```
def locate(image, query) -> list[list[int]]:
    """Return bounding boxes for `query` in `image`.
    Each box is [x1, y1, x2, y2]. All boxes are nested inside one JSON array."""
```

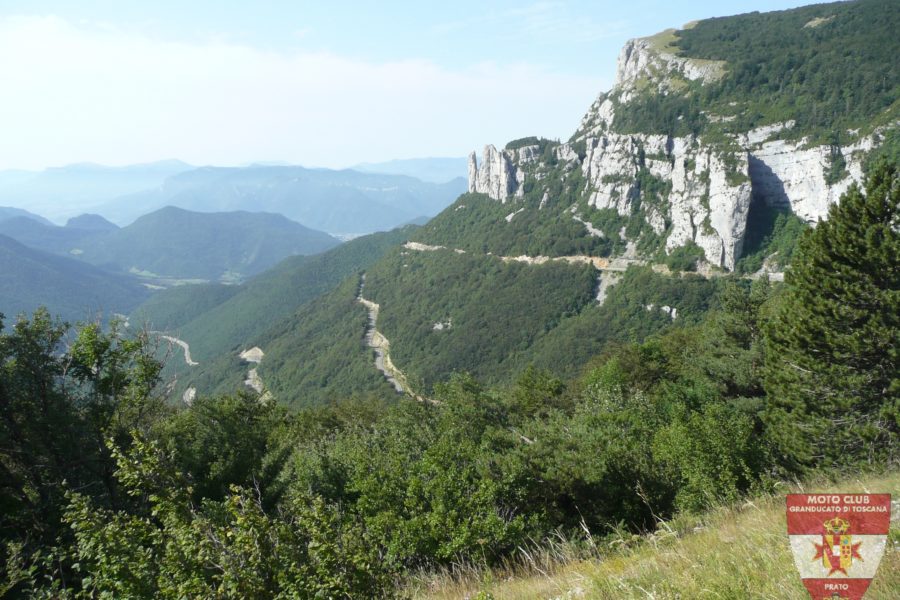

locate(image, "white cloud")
[[0, 15, 605, 170]]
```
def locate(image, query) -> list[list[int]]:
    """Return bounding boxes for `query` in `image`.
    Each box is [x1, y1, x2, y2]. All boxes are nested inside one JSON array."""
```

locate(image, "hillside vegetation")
[[177, 248, 723, 407], [130, 283, 241, 332], [367, 251, 720, 389], [417, 190, 606, 258], [253, 276, 398, 405], [0, 234, 148, 322]]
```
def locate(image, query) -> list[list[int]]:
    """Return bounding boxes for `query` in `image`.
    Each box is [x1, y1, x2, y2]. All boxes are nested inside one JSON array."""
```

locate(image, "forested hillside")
[[0, 234, 148, 322]]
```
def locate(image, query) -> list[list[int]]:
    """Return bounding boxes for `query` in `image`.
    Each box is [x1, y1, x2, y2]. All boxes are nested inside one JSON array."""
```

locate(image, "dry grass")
[[408, 471, 900, 599]]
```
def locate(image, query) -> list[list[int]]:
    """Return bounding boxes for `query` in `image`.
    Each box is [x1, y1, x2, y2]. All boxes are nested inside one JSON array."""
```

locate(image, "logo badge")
[[787, 494, 891, 599]]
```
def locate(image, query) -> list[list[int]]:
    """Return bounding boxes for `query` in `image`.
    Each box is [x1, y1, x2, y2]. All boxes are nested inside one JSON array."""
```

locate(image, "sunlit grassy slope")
[[412, 471, 899, 599]]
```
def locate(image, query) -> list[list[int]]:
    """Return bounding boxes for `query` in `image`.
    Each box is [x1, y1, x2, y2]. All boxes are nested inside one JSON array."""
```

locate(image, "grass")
[[407, 470, 900, 599], [641, 26, 726, 77], [644, 28, 679, 54]]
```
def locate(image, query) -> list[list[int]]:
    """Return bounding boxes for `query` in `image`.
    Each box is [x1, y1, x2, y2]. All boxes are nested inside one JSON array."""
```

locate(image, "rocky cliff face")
[[745, 135, 875, 222], [467, 145, 529, 202], [466, 31, 885, 271], [613, 33, 725, 104], [574, 130, 755, 270]]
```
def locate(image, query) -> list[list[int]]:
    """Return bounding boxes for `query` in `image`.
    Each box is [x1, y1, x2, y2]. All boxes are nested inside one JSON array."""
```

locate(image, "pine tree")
[[763, 160, 899, 472]]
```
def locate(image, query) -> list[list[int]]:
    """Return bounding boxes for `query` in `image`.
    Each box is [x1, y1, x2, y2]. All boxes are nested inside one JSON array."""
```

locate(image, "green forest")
[[611, 0, 900, 144], [2, 161, 896, 598]]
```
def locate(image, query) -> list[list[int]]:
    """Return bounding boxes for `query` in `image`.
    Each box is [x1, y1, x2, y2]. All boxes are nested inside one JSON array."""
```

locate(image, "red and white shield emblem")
[[787, 494, 892, 599]]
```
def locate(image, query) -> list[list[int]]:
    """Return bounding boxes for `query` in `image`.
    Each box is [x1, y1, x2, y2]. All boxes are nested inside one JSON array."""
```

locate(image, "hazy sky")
[[0, 1, 814, 170]]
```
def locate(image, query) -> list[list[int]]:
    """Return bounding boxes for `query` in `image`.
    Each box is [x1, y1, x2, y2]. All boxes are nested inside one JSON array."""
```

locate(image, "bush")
[[665, 242, 706, 272]]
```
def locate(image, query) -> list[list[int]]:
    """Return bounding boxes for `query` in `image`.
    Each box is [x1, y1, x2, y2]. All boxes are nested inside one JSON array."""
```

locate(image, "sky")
[[0, 0, 816, 171]]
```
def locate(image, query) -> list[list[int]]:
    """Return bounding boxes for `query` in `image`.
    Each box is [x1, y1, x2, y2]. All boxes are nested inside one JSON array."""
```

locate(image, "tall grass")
[[406, 472, 900, 599]]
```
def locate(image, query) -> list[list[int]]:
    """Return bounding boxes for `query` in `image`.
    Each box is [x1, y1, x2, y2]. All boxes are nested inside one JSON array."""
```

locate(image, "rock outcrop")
[[614, 33, 725, 103], [467, 145, 522, 202]]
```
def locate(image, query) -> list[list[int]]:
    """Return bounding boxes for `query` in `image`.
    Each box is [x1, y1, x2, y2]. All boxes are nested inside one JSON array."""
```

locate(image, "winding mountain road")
[[152, 332, 199, 366], [402, 241, 645, 273], [357, 274, 408, 394]]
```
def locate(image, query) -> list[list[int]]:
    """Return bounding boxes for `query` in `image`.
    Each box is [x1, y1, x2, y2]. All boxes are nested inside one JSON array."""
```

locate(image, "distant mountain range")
[[0, 206, 54, 226], [0, 206, 339, 283], [352, 157, 467, 184], [0, 156, 463, 322], [93, 166, 466, 233], [0, 160, 466, 234], [0, 160, 193, 222], [0, 213, 119, 255]]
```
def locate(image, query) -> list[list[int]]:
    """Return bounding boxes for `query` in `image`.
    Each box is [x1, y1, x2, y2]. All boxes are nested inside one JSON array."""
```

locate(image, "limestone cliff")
[[466, 28, 892, 271], [467, 145, 529, 202]]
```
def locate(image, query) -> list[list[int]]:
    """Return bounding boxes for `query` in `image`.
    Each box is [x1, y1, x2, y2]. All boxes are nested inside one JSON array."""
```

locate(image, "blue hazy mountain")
[[0, 161, 465, 234], [0, 213, 119, 255], [0, 206, 338, 283], [65, 213, 119, 232], [352, 157, 468, 184], [0, 160, 194, 222], [94, 165, 467, 233], [0, 206, 54, 226]]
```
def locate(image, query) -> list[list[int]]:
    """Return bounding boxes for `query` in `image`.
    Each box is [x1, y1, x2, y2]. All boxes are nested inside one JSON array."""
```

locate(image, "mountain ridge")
[[0, 206, 339, 284], [79, 206, 340, 282], [0, 160, 194, 222], [94, 164, 466, 232], [352, 157, 468, 184]]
